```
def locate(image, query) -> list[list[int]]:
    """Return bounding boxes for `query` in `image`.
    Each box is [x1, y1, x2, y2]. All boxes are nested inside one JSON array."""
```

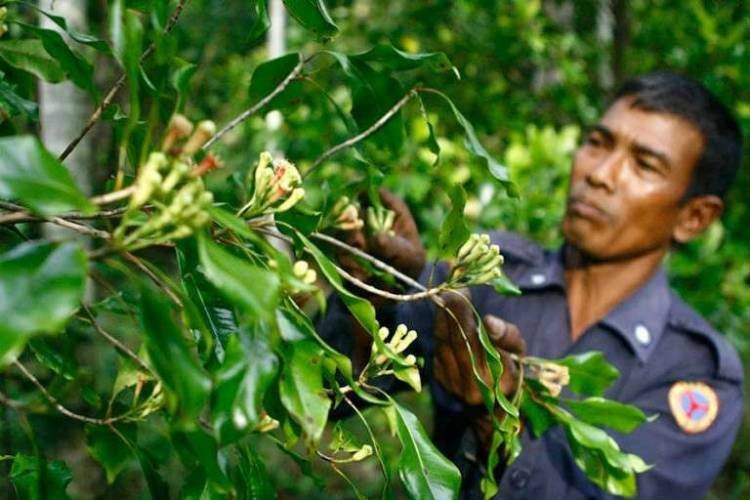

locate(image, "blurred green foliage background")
[[1, 0, 748, 497]]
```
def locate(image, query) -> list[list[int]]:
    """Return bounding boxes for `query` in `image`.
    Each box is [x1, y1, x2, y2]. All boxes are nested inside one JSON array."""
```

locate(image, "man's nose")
[[585, 150, 625, 192]]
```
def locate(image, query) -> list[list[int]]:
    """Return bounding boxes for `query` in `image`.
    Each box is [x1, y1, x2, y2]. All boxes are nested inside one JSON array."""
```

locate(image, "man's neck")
[[563, 244, 667, 341]]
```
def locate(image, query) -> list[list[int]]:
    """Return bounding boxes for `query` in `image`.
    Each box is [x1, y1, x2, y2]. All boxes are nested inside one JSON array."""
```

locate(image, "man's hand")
[[433, 289, 526, 407], [337, 189, 426, 286]]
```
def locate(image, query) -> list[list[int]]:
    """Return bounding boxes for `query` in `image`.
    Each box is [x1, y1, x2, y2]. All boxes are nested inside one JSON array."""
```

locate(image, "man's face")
[[562, 96, 705, 260]]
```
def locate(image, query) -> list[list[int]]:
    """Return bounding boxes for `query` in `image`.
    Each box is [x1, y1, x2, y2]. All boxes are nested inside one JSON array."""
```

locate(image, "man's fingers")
[[369, 232, 425, 277], [483, 315, 526, 356]]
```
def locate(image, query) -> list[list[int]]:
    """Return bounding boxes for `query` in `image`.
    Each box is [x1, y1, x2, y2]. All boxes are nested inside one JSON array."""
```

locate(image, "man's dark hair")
[[614, 71, 743, 202]]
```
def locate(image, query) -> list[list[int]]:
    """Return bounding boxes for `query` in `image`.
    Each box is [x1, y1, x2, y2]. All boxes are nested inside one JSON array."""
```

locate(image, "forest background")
[[0, 0, 749, 498]]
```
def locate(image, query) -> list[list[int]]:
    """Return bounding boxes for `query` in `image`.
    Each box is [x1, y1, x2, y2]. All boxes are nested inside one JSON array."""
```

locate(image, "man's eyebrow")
[[633, 142, 672, 170], [588, 124, 615, 142]]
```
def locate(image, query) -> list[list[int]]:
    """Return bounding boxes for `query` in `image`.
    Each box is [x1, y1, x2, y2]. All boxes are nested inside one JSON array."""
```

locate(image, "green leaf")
[[0, 135, 95, 215], [0, 74, 38, 120], [170, 60, 197, 113], [556, 351, 620, 397], [0, 241, 87, 366], [324, 52, 407, 161], [171, 428, 233, 493], [18, 23, 96, 96], [0, 39, 65, 82], [10, 453, 72, 500], [26, 3, 111, 54], [28, 338, 77, 380], [391, 402, 461, 499], [352, 43, 455, 75], [247, 52, 303, 109], [393, 365, 422, 392], [565, 397, 652, 433], [277, 303, 353, 382], [282, 0, 339, 41], [520, 388, 556, 437], [211, 334, 279, 445], [177, 239, 239, 362], [237, 444, 275, 499], [196, 233, 280, 321], [139, 284, 211, 428], [424, 89, 515, 194], [279, 339, 331, 445], [490, 272, 522, 296], [417, 94, 440, 165], [439, 185, 470, 256], [85, 424, 136, 484], [329, 422, 364, 453], [247, 0, 271, 43], [291, 227, 378, 333]]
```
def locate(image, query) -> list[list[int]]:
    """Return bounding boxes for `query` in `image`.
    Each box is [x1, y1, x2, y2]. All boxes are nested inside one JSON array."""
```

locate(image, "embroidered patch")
[[668, 381, 719, 434]]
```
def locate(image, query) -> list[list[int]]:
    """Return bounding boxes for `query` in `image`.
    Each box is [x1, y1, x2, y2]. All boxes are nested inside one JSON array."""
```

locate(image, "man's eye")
[[637, 158, 657, 171], [585, 135, 602, 147]]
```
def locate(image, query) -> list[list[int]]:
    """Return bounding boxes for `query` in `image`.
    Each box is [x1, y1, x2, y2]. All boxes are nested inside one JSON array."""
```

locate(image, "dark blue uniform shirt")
[[320, 231, 744, 499]]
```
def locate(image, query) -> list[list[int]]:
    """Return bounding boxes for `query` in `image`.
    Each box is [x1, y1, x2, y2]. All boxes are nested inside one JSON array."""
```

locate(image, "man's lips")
[[566, 197, 609, 221]]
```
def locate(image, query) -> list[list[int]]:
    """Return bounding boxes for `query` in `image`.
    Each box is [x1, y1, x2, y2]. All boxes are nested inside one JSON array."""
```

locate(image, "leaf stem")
[[80, 305, 153, 376], [122, 252, 183, 306], [12, 361, 129, 426]]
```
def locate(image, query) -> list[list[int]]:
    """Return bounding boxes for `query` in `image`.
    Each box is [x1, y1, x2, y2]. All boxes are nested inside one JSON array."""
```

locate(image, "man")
[[320, 71, 744, 498]]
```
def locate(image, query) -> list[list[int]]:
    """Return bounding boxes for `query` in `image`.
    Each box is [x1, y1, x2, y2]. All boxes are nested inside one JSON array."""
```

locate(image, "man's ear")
[[673, 195, 724, 243]]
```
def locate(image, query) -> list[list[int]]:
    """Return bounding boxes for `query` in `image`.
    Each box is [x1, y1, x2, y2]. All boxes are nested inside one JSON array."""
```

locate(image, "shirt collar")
[[515, 247, 671, 363]]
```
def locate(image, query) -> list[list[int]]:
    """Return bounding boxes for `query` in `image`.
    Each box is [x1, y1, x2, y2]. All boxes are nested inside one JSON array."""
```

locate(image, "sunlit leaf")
[[237, 444, 275, 499], [18, 23, 96, 96], [279, 339, 331, 445], [0, 39, 65, 82], [0, 135, 94, 215], [0, 241, 87, 366], [211, 335, 279, 445], [10, 453, 72, 500], [282, 0, 339, 41], [565, 396, 653, 433], [438, 184, 470, 256], [197, 233, 280, 321], [139, 284, 211, 428], [391, 401, 461, 499], [352, 43, 455, 75], [85, 424, 136, 484], [423, 88, 515, 194], [556, 351, 620, 397]]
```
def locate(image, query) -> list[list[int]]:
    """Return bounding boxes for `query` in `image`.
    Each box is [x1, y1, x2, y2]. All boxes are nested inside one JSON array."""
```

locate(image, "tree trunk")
[[38, 0, 94, 239]]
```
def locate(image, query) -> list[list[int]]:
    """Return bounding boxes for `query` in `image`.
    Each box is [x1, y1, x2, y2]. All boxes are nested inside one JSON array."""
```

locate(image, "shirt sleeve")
[[605, 375, 744, 499], [498, 375, 743, 500]]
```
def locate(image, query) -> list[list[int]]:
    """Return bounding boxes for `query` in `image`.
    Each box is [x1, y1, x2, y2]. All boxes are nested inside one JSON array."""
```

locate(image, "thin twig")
[[203, 55, 305, 150], [0, 391, 23, 410], [0, 206, 127, 225], [48, 217, 111, 239], [310, 231, 426, 292], [251, 226, 438, 302], [122, 252, 183, 306], [80, 305, 153, 376], [334, 261, 443, 302], [12, 361, 128, 425], [304, 87, 420, 177], [0, 208, 111, 238], [57, 0, 189, 161]]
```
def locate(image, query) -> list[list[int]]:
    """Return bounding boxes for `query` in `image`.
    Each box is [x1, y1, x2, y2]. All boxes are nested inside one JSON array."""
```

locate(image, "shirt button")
[[530, 273, 546, 285], [509, 468, 529, 489], [634, 324, 651, 345]]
